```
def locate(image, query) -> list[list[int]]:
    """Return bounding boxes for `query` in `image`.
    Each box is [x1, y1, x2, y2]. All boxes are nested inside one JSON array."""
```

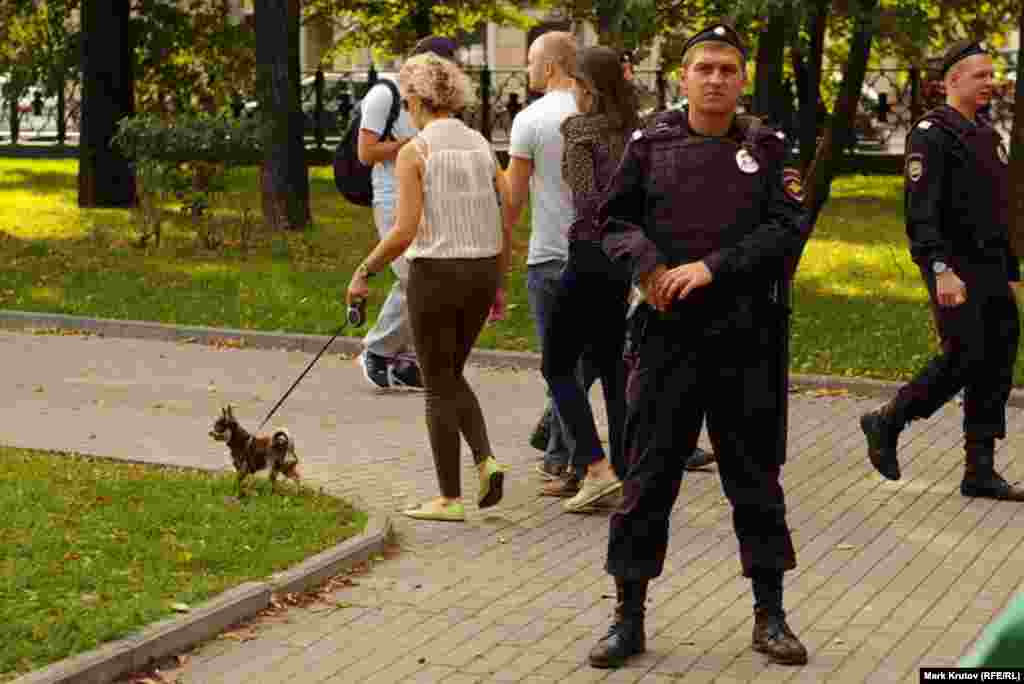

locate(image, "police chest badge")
[[998, 142, 1009, 165], [736, 148, 759, 174], [906, 153, 925, 183], [782, 168, 805, 203]]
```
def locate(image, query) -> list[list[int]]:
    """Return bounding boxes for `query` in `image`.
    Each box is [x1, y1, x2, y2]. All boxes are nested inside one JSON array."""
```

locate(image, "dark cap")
[[620, 50, 635, 65], [941, 40, 988, 76], [410, 36, 460, 62], [681, 23, 747, 62]]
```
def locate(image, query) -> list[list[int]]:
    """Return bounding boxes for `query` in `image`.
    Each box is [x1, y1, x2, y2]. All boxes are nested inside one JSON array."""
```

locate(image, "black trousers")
[[542, 241, 630, 476], [894, 256, 1019, 441], [606, 306, 797, 581]]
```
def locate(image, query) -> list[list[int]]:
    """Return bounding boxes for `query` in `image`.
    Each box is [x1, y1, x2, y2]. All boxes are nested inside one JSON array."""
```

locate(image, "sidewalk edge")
[[4, 309, 1024, 407], [10, 514, 391, 684]]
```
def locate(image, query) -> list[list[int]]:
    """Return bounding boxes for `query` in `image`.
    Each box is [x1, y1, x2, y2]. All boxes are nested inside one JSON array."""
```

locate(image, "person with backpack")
[[347, 36, 461, 390], [587, 24, 810, 669], [346, 52, 512, 522]]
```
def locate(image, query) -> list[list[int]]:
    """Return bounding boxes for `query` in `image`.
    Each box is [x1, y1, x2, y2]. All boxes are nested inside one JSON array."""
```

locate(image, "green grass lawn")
[[0, 446, 366, 681], [1, 158, 1022, 383]]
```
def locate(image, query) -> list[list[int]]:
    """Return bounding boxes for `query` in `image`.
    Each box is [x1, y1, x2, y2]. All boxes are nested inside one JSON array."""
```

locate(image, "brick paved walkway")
[[4, 330, 1024, 684]]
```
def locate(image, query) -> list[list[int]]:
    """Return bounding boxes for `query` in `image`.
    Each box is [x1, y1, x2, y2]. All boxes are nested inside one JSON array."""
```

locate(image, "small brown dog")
[[210, 405, 300, 495]]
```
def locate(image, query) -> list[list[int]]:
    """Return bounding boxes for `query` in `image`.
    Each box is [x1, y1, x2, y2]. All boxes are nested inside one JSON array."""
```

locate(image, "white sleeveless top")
[[404, 118, 503, 261]]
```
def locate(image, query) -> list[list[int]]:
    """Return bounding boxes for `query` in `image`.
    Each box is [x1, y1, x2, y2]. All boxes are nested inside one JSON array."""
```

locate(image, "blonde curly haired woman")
[[347, 52, 514, 522]]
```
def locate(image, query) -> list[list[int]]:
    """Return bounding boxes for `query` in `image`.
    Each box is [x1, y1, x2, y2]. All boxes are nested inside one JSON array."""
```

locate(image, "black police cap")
[[680, 23, 747, 62], [941, 40, 988, 76], [410, 36, 460, 62]]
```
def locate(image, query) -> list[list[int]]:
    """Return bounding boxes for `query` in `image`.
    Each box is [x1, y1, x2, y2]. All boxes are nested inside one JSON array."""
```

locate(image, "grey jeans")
[[363, 202, 416, 363]]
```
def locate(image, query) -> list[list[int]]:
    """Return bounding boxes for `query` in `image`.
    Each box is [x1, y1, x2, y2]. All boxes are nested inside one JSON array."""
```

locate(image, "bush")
[[113, 113, 263, 165], [112, 114, 264, 250]]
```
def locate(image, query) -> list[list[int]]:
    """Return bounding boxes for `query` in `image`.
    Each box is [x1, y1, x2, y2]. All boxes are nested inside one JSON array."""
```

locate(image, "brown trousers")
[[407, 256, 500, 498]]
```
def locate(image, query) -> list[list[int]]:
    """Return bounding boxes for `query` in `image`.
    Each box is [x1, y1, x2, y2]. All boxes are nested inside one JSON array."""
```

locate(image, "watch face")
[[933, 261, 947, 274]]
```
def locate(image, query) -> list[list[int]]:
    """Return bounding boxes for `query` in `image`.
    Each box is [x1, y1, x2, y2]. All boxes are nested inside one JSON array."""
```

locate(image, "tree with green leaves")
[[0, 1, 44, 144], [302, 0, 532, 59], [132, 0, 256, 116], [33, 0, 81, 147]]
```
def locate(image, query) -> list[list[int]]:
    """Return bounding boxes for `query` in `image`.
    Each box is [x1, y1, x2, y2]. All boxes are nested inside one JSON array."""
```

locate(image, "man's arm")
[[903, 125, 953, 269], [358, 130, 409, 166], [502, 110, 535, 229], [356, 83, 410, 166], [503, 156, 532, 229], [599, 135, 666, 292]]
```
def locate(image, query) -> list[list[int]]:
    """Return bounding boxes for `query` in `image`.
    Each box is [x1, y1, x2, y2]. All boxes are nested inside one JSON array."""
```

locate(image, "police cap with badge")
[[679, 22, 748, 62], [940, 39, 987, 77]]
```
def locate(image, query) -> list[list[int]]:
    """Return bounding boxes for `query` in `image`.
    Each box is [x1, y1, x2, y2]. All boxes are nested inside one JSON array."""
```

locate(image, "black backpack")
[[333, 79, 401, 206]]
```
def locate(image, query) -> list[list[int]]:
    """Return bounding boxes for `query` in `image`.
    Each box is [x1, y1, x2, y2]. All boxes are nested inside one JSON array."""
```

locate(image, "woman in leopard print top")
[[540, 46, 639, 509]]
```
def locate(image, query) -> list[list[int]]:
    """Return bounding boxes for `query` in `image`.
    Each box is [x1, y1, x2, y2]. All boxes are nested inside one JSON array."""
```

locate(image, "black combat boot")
[[860, 400, 906, 480], [752, 608, 808, 665], [588, 578, 647, 669], [961, 438, 1024, 501]]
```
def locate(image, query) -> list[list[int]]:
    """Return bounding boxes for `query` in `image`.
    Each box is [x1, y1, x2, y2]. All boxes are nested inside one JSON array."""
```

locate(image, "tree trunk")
[[1011, 5, 1024, 261], [794, 0, 828, 173], [752, 11, 786, 127], [8, 96, 18, 145], [804, 0, 878, 228], [56, 72, 66, 147], [255, 0, 310, 230], [77, 0, 135, 207]]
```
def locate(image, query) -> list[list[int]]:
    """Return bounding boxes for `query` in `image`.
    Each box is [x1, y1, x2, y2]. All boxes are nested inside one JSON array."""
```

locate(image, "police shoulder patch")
[[782, 167, 805, 203], [906, 152, 925, 182], [632, 129, 643, 141]]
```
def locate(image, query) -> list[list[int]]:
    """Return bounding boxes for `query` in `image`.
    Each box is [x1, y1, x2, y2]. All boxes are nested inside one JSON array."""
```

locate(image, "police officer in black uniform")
[[587, 24, 811, 669], [861, 40, 1024, 501]]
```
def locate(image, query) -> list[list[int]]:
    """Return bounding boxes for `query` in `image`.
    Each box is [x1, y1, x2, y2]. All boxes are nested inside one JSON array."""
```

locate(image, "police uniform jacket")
[[905, 104, 1020, 283], [598, 108, 808, 329]]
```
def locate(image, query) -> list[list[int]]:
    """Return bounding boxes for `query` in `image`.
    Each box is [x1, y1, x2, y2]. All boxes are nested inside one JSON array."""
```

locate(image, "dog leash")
[[256, 320, 349, 433]]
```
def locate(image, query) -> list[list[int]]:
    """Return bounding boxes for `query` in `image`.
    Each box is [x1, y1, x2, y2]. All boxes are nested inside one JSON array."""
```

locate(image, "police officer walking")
[[588, 24, 810, 669], [861, 40, 1024, 501]]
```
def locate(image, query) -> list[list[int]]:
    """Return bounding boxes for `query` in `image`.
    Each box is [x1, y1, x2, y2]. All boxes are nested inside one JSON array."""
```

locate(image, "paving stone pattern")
[[3, 331, 1024, 684]]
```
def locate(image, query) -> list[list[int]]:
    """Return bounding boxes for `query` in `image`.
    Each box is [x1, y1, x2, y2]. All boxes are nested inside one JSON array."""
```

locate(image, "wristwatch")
[[932, 261, 949, 275]]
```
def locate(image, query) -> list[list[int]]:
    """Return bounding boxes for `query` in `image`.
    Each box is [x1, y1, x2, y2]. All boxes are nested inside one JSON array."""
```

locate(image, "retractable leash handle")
[[256, 317, 351, 433]]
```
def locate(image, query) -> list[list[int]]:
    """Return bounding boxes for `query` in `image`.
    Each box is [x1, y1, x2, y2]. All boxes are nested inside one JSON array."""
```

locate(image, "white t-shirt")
[[360, 81, 418, 209], [508, 89, 578, 266]]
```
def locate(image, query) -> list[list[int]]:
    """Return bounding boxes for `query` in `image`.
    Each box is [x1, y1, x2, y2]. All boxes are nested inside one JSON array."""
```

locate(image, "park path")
[[4, 329, 1024, 684]]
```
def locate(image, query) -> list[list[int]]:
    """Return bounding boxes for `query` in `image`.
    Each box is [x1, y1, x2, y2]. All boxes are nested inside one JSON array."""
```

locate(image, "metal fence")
[[0, 65, 1014, 154], [293, 65, 1015, 155], [292, 66, 678, 149], [810, 66, 1015, 154], [0, 81, 81, 144]]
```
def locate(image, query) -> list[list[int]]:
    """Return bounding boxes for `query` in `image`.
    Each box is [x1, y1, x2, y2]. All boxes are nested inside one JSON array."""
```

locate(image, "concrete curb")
[[4, 308, 1024, 408], [12, 514, 392, 684]]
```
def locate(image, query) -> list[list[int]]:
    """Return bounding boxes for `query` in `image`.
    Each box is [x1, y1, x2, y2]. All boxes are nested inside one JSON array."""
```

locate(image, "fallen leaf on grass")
[[170, 602, 190, 612]]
